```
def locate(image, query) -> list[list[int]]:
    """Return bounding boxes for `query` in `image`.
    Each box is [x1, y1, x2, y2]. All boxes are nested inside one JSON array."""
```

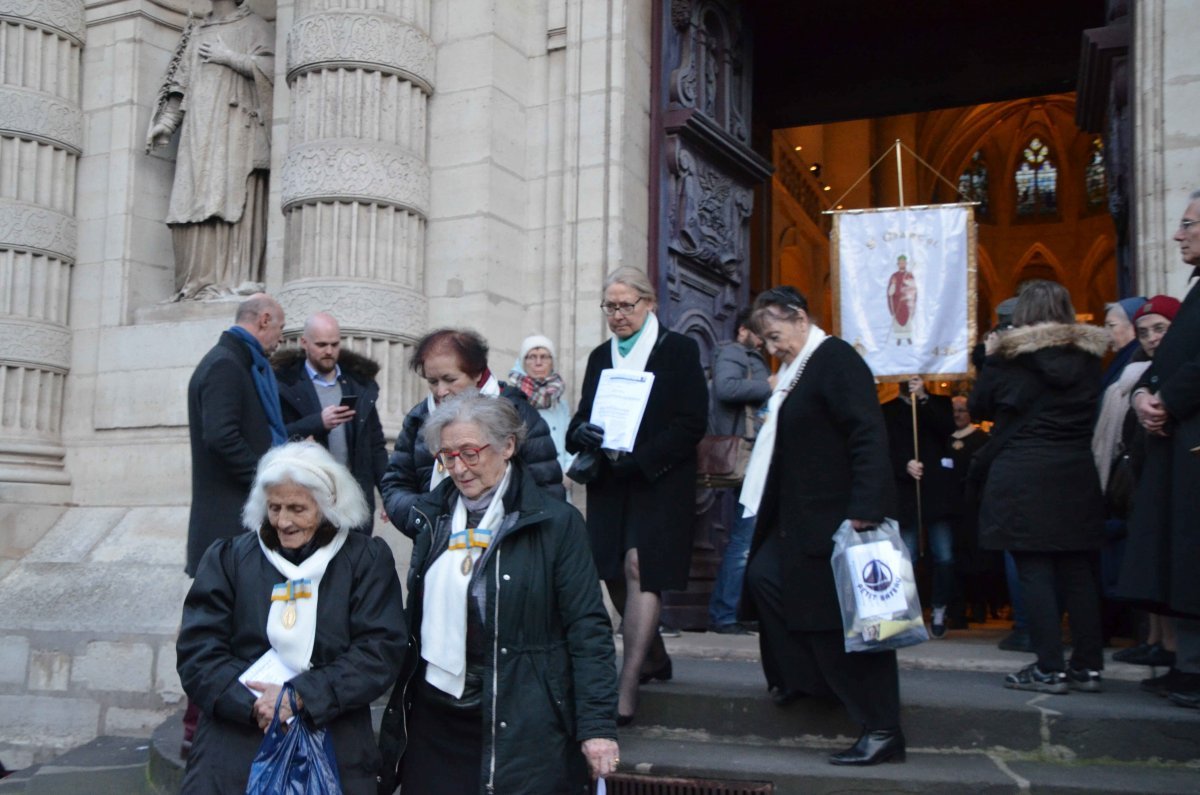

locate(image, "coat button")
[[502, 574, 511, 581], [499, 721, 508, 728], [501, 647, 508, 654], [779, 530, 787, 538]]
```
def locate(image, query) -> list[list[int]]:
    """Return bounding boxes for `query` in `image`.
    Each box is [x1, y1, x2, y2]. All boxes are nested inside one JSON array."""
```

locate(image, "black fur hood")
[[271, 346, 381, 382]]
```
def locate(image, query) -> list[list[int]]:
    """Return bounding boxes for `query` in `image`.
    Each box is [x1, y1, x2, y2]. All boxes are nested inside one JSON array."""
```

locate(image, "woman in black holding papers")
[[177, 441, 406, 794], [741, 287, 903, 766], [566, 267, 708, 724]]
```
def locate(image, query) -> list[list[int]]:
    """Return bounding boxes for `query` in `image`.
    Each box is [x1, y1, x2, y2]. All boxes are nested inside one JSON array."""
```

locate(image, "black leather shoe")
[[829, 729, 906, 766], [1168, 689, 1200, 709], [638, 657, 673, 685]]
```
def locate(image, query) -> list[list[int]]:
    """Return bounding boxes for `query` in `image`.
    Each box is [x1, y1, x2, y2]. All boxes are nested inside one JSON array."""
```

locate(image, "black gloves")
[[571, 422, 605, 451]]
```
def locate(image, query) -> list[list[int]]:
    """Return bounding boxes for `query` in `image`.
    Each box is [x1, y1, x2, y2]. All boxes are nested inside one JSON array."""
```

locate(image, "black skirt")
[[400, 678, 483, 794]]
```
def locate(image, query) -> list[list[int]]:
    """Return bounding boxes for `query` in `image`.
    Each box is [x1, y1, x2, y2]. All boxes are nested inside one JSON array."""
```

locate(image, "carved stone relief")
[[0, 201, 77, 262], [287, 12, 434, 90], [281, 141, 430, 215], [667, 0, 749, 144], [0, 318, 71, 371], [0, 0, 86, 44], [278, 280, 428, 340], [0, 86, 83, 153]]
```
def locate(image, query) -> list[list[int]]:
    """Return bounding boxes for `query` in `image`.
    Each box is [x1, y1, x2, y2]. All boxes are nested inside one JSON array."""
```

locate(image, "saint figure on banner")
[[886, 254, 917, 346]]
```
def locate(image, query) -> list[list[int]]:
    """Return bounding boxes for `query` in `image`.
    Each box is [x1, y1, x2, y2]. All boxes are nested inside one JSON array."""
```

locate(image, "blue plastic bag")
[[245, 683, 342, 795]]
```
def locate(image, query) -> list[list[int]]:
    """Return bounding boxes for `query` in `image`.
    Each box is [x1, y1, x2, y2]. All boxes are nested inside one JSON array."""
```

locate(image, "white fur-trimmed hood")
[[986, 322, 1111, 359]]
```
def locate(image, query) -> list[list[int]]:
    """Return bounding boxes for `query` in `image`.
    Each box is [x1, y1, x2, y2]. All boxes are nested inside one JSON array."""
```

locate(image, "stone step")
[[614, 733, 1200, 795], [0, 737, 151, 795], [632, 657, 1200, 763]]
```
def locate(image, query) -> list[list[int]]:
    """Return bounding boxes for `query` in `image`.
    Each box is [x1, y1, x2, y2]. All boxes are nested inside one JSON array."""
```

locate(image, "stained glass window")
[[1015, 137, 1057, 216], [958, 150, 989, 216], [1086, 137, 1106, 208]]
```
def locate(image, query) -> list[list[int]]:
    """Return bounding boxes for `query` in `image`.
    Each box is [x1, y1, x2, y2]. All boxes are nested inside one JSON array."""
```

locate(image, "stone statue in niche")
[[146, 0, 274, 302]]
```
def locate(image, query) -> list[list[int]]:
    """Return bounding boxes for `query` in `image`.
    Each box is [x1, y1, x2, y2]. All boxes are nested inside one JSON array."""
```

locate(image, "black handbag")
[[566, 450, 601, 485], [1105, 444, 1136, 519]]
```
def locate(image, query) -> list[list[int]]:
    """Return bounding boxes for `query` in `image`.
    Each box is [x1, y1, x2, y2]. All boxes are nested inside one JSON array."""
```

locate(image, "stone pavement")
[[2, 623, 1198, 794]]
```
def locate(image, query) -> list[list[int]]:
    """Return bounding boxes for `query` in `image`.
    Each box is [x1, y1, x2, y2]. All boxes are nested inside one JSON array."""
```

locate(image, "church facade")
[[0, 0, 1197, 765]]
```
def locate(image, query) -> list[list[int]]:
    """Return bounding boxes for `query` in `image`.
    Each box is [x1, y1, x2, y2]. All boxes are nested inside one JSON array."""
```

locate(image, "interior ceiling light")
[[823, 185, 831, 191]]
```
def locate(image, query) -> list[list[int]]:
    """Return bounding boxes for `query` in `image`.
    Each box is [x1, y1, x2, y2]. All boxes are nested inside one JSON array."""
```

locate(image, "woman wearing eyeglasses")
[[566, 267, 708, 724], [379, 328, 564, 537], [377, 393, 619, 794]]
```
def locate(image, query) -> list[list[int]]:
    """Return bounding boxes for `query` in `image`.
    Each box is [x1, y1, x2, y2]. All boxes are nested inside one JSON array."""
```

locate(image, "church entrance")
[[650, 0, 1114, 629]]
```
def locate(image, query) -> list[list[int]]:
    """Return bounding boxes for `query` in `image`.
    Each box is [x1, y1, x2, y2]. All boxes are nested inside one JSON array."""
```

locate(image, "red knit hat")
[[1133, 295, 1181, 323]]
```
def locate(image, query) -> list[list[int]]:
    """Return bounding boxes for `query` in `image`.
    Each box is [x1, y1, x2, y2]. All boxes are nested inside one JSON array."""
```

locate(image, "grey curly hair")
[[422, 390, 528, 455]]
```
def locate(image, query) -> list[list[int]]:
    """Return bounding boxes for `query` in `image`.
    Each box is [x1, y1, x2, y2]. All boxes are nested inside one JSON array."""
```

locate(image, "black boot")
[[829, 728, 906, 765]]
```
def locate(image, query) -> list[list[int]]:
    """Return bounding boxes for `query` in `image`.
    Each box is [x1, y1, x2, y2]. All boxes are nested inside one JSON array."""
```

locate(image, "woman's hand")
[[571, 422, 605, 451], [905, 460, 923, 480], [1134, 390, 1170, 437], [581, 737, 620, 779], [247, 681, 303, 733]]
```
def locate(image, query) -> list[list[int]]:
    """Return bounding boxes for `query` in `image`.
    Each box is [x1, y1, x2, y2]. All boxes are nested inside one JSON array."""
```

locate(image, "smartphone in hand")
[[339, 394, 359, 410]]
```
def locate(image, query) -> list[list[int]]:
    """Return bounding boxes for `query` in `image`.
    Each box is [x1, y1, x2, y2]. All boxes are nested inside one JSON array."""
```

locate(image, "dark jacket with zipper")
[[969, 322, 1109, 552], [272, 348, 388, 533], [377, 461, 617, 795], [379, 386, 565, 537]]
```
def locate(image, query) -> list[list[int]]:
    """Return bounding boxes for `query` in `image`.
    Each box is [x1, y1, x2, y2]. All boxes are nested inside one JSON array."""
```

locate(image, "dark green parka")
[[377, 461, 617, 795]]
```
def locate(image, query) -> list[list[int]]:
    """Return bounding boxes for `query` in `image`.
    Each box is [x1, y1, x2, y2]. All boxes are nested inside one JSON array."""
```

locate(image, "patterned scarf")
[[508, 371, 565, 410]]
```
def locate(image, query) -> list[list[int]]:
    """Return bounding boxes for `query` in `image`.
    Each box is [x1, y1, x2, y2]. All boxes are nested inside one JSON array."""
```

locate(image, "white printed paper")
[[239, 648, 299, 697], [590, 370, 655, 453], [845, 541, 908, 620]]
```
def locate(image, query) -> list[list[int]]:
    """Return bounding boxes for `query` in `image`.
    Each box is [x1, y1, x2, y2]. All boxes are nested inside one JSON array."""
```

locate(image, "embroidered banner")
[[831, 204, 976, 380]]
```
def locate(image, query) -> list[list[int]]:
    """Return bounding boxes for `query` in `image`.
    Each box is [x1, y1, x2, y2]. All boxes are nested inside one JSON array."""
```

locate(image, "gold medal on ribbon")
[[282, 602, 297, 629], [461, 555, 473, 576]]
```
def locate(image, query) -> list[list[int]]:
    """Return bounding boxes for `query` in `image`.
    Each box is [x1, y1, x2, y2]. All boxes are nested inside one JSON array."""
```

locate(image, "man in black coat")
[[1124, 190, 1200, 707], [881, 377, 957, 637], [272, 312, 388, 535], [183, 292, 285, 753]]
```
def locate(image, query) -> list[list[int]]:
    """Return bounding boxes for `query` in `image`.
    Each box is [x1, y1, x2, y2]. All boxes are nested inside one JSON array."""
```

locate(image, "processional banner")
[[831, 204, 976, 380]]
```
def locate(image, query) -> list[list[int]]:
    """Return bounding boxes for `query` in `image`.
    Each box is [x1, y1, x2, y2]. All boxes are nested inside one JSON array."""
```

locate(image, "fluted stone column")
[[0, 0, 82, 493], [279, 1, 433, 424]]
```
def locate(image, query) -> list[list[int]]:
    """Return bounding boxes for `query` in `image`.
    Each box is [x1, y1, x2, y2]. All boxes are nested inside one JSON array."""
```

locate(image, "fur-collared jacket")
[[272, 348, 388, 532], [968, 322, 1109, 552]]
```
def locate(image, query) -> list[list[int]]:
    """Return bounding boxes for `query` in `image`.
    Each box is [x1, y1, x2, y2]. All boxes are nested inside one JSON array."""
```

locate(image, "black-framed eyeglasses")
[[601, 297, 644, 316], [1181, 219, 1198, 231], [436, 445, 491, 467]]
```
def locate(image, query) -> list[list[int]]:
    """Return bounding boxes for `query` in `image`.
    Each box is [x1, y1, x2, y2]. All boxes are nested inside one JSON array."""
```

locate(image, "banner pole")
[[895, 139, 905, 208], [911, 384, 924, 556]]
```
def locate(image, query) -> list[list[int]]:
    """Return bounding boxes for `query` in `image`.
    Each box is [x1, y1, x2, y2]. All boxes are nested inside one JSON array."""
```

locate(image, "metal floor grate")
[[599, 774, 773, 794]]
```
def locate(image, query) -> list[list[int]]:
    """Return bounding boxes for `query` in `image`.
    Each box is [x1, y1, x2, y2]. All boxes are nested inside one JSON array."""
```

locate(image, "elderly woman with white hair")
[[509, 333, 575, 478], [378, 392, 618, 794], [177, 441, 407, 794]]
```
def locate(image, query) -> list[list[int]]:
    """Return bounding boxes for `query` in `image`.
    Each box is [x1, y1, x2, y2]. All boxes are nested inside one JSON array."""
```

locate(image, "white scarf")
[[738, 325, 828, 518], [422, 463, 512, 697], [610, 311, 660, 373], [1092, 360, 1151, 490], [426, 374, 503, 491], [258, 528, 348, 674]]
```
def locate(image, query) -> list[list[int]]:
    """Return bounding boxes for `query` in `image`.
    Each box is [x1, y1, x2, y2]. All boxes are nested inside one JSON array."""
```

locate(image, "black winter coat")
[[968, 322, 1109, 552], [566, 327, 709, 591], [273, 349, 388, 532], [881, 394, 957, 524], [379, 385, 564, 537], [177, 531, 407, 794], [377, 462, 617, 795], [743, 337, 894, 632], [186, 332, 273, 576], [1119, 277, 1200, 617]]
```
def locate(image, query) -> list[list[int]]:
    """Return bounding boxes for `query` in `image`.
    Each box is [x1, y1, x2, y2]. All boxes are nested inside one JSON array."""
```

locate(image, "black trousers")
[[747, 532, 901, 731], [1011, 550, 1103, 672]]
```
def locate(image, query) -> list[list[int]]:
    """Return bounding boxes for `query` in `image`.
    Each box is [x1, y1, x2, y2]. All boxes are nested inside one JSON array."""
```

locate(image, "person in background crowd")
[[183, 293, 285, 754], [1109, 296, 1180, 670], [380, 328, 564, 536], [377, 394, 618, 793], [508, 334, 575, 489], [970, 280, 1109, 694], [1101, 297, 1149, 392], [273, 312, 388, 534], [177, 442, 407, 794], [707, 309, 773, 635], [881, 377, 957, 638], [1121, 190, 1200, 708], [567, 267, 708, 725], [947, 396, 1001, 626], [742, 286, 904, 766]]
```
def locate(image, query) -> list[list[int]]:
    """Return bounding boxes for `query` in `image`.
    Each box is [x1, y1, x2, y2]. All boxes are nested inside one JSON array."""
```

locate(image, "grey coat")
[[709, 340, 771, 437]]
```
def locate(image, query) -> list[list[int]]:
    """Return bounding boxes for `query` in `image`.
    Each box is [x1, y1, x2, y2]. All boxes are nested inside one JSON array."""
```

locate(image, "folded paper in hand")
[[239, 648, 299, 698]]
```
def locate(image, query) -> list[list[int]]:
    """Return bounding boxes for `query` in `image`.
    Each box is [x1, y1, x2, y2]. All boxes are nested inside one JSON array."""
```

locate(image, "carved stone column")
[[0, 0, 83, 494], [279, 1, 433, 425]]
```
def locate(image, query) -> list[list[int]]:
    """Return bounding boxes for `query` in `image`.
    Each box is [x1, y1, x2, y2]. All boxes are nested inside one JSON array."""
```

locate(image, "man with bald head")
[[272, 312, 387, 534]]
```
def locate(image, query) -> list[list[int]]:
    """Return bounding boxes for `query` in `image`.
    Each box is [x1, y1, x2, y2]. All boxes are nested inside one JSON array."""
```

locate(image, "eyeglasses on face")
[[600, 297, 644, 316], [524, 352, 552, 362], [436, 445, 491, 467], [1181, 219, 1198, 231]]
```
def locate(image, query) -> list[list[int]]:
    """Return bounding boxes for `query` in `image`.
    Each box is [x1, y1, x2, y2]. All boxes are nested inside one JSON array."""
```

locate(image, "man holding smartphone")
[[272, 312, 389, 534]]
